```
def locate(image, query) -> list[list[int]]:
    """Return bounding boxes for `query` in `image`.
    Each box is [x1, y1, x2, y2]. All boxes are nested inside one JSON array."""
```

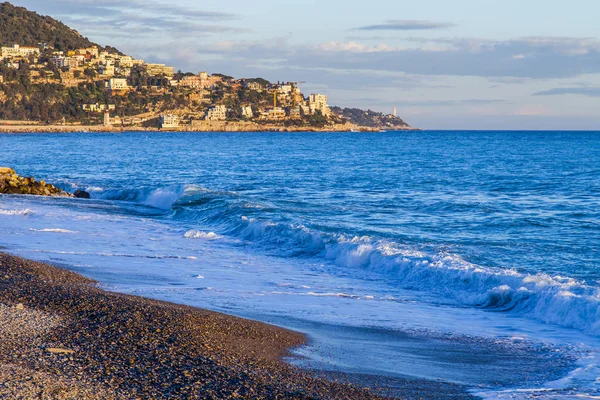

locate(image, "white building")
[[117, 56, 133, 67], [205, 105, 227, 121], [106, 78, 129, 92], [307, 94, 331, 116], [145, 63, 175, 77], [241, 106, 254, 118], [160, 114, 180, 129], [1, 44, 40, 59], [83, 103, 116, 112], [278, 84, 293, 95]]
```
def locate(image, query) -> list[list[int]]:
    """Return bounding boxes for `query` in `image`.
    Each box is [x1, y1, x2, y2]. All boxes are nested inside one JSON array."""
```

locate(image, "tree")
[[84, 68, 96, 78]]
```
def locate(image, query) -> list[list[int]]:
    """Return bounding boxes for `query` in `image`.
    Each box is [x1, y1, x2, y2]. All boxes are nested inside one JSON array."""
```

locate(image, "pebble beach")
[[0, 252, 475, 399]]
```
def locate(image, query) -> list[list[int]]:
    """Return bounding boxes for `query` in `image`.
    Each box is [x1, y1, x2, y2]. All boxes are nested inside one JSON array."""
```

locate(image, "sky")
[[12, 0, 600, 129]]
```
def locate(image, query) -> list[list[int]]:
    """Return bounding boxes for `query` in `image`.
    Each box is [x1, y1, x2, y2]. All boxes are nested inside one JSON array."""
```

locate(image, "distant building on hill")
[[205, 105, 227, 121], [160, 114, 180, 129], [103, 110, 111, 126], [1, 44, 40, 59], [145, 63, 175, 77], [83, 103, 116, 112], [241, 106, 254, 118], [262, 107, 286, 120], [50, 56, 79, 70], [300, 94, 331, 117], [106, 78, 129, 94]]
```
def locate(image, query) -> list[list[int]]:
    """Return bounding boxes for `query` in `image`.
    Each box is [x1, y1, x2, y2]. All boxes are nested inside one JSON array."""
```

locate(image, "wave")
[[226, 216, 600, 335], [29, 228, 78, 233], [50, 181, 600, 335], [0, 208, 33, 216], [184, 230, 222, 240]]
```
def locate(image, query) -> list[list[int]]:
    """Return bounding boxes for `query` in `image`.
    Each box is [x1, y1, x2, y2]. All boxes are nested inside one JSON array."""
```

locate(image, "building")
[[1, 44, 40, 59], [205, 105, 227, 121], [160, 114, 180, 129], [199, 71, 209, 80], [99, 61, 115, 76], [180, 75, 202, 88], [76, 46, 99, 58], [278, 84, 293, 95], [106, 77, 128, 89], [117, 56, 133, 67], [50, 56, 79, 70], [103, 110, 111, 126], [83, 103, 116, 112], [145, 63, 175, 77], [264, 107, 286, 120], [241, 106, 254, 119], [307, 94, 331, 116], [289, 107, 301, 119], [243, 81, 265, 91]]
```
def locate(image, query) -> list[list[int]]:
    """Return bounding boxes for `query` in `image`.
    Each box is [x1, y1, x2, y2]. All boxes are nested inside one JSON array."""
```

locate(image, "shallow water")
[[1, 131, 599, 398]]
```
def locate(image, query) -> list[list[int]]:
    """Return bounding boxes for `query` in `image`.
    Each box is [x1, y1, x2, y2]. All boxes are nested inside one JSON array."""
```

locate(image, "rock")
[[0, 168, 73, 198], [15, 303, 24, 310], [0, 167, 15, 175], [46, 348, 75, 355], [74, 190, 91, 199]]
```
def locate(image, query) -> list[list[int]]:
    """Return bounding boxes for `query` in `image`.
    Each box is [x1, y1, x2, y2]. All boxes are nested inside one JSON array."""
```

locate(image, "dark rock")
[[74, 190, 91, 199]]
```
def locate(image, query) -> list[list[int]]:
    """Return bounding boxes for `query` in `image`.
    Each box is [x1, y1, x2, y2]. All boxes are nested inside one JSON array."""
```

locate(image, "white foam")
[[85, 186, 105, 193], [29, 228, 78, 233], [0, 209, 32, 216], [184, 230, 222, 240], [232, 217, 600, 336]]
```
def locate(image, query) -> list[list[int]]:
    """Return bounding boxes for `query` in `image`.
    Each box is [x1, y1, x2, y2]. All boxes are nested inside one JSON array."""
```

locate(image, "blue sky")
[[14, 0, 600, 129]]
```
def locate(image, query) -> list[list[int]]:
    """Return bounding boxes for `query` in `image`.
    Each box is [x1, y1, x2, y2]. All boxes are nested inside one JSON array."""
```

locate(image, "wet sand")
[[0, 252, 476, 399]]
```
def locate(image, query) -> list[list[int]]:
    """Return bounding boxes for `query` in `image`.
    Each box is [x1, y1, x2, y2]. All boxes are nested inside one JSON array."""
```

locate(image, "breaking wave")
[[226, 215, 600, 335], [49, 182, 600, 336], [184, 230, 222, 240], [0, 208, 33, 216]]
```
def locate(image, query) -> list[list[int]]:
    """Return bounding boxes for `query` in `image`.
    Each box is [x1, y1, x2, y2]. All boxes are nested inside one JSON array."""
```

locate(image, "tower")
[[103, 110, 111, 126], [393, 107, 397, 117]]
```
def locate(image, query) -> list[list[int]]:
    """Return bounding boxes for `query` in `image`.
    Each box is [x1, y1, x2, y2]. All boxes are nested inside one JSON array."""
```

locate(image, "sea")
[[0, 130, 599, 398]]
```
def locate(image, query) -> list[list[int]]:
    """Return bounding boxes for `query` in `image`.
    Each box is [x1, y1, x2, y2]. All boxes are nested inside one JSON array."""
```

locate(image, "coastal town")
[[0, 42, 410, 131]]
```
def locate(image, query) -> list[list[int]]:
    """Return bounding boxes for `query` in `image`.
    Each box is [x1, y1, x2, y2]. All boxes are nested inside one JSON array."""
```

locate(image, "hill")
[[0, 3, 412, 130], [0, 2, 113, 52], [330, 107, 410, 129]]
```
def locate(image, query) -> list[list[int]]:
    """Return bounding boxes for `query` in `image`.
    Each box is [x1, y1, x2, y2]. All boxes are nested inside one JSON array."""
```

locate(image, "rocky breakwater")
[[0, 167, 73, 197]]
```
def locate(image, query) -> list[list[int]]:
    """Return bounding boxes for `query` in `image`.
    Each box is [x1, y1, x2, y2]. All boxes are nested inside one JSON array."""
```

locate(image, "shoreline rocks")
[[74, 189, 91, 199], [0, 167, 73, 197]]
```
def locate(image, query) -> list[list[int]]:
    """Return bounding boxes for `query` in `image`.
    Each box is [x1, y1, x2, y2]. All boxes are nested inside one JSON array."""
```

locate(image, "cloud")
[[393, 99, 507, 107], [174, 35, 600, 80], [355, 20, 456, 31], [16, 0, 242, 42], [21, 0, 238, 20], [533, 87, 600, 97]]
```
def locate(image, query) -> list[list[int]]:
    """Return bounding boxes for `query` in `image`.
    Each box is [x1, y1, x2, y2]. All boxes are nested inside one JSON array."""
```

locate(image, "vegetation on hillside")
[[330, 106, 409, 129], [0, 2, 115, 52]]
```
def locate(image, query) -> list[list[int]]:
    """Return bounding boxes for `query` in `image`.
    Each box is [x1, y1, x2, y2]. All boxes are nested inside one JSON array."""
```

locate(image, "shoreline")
[[0, 251, 477, 399], [0, 123, 420, 134]]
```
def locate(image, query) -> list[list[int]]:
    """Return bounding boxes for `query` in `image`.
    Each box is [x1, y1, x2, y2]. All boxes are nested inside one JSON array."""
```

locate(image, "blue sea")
[[1, 131, 599, 398]]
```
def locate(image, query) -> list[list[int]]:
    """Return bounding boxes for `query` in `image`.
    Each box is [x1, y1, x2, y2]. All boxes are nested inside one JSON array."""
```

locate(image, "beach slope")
[[0, 252, 387, 399]]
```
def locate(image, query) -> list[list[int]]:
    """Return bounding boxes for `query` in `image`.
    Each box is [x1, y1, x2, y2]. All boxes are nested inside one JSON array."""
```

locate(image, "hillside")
[[0, 2, 108, 51], [330, 107, 410, 129], [0, 3, 412, 130]]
